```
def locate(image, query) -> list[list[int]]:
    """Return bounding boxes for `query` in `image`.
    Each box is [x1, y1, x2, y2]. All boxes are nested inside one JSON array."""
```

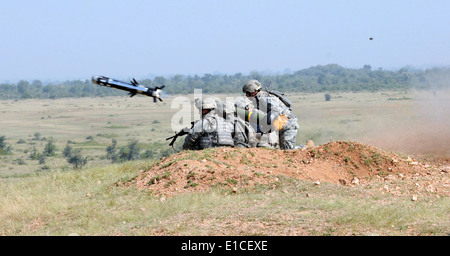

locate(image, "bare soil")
[[124, 141, 450, 199]]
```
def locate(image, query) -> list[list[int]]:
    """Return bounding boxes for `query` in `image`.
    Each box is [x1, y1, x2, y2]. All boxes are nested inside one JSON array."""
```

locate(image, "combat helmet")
[[222, 100, 235, 116], [235, 97, 254, 110], [195, 97, 217, 110], [242, 80, 262, 94]]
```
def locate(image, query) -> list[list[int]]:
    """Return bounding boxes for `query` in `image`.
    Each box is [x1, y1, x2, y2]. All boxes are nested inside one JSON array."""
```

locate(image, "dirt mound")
[[124, 141, 449, 198]]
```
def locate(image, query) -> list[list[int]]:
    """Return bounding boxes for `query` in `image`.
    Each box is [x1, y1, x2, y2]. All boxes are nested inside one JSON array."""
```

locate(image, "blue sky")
[[0, 0, 449, 82]]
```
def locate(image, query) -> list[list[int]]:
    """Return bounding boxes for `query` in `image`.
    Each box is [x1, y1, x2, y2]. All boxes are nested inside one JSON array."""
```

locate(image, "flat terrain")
[[1, 90, 449, 236], [1, 90, 449, 176], [0, 96, 174, 176]]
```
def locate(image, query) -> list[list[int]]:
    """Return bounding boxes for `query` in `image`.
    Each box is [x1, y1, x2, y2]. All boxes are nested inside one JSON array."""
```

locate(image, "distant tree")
[[33, 132, 42, 140], [118, 140, 141, 162], [67, 150, 87, 169], [127, 140, 141, 160], [105, 139, 118, 162], [317, 74, 326, 85], [31, 80, 42, 87], [249, 71, 262, 81], [1, 65, 449, 100], [142, 149, 154, 159], [43, 140, 57, 156], [106, 139, 142, 163], [17, 80, 32, 99], [0, 135, 12, 155], [63, 144, 87, 169], [0, 136, 7, 154], [0, 136, 6, 150], [153, 76, 166, 86], [63, 144, 73, 158]]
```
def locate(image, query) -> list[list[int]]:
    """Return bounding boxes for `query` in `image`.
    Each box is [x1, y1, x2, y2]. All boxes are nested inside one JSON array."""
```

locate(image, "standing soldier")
[[182, 97, 235, 150], [242, 80, 299, 149]]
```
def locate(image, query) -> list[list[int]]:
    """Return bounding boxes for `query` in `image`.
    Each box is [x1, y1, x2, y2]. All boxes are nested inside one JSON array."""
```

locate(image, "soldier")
[[221, 100, 257, 148], [234, 97, 276, 148], [182, 97, 235, 150], [242, 80, 299, 149]]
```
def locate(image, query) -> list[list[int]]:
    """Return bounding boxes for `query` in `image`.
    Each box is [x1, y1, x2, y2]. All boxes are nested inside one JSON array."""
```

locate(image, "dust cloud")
[[361, 89, 450, 158]]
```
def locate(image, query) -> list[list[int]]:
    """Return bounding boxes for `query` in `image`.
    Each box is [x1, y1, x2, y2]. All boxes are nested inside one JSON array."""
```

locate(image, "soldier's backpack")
[[266, 89, 293, 111]]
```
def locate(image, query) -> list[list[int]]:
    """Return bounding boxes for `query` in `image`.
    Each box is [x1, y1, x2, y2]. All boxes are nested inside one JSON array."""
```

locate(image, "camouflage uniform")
[[243, 80, 299, 150], [222, 100, 257, 148], [182, 98, 234, 150], [235, 97, 278, 148]]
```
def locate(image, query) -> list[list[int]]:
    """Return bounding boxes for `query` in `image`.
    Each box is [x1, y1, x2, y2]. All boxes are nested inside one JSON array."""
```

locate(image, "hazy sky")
[[1, 0, 449, 82]]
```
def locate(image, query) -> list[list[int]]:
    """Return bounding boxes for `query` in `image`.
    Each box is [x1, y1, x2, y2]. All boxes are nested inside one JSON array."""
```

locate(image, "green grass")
[[1, 90, 449, 235], [0, 163, 448, 236]]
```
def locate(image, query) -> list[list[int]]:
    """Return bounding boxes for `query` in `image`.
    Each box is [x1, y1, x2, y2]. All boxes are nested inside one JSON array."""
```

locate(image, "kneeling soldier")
[[182, 97, 235, 150]]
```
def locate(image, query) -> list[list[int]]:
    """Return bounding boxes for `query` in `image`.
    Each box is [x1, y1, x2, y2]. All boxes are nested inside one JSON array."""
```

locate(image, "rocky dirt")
[[123, 141, 450, 199]]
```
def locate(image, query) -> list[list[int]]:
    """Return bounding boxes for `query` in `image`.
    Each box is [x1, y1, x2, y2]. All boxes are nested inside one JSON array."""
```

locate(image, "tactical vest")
[[233, 118, 257, 147], [198, 116, 234, 149]]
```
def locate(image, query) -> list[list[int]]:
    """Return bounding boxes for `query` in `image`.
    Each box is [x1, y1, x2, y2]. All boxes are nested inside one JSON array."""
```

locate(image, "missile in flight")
[[92, 75, 165, 102]]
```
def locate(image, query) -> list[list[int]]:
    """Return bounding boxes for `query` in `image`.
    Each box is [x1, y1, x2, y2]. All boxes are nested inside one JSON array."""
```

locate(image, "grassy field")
[[1, 90, 449, 236], [1, 159, 448, 236], [3, 89, 448, 177], [0, 96, 175, 176]]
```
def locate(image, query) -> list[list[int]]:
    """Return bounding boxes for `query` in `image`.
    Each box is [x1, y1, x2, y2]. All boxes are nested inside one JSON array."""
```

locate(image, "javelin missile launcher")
[[92, 75, 165, 102], [235, 107, 288, 132]]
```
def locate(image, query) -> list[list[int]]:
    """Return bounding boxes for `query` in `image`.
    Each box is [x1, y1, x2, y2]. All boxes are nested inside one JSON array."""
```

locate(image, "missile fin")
[[131, 78, 139, 86]]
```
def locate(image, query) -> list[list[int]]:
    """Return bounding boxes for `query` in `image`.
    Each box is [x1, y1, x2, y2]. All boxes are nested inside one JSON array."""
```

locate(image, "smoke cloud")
[[361, 88, 450, 158]]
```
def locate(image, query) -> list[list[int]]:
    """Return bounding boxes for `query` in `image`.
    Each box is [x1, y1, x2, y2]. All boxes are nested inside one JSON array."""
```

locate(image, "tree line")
[[1, 64, 449, 100]]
